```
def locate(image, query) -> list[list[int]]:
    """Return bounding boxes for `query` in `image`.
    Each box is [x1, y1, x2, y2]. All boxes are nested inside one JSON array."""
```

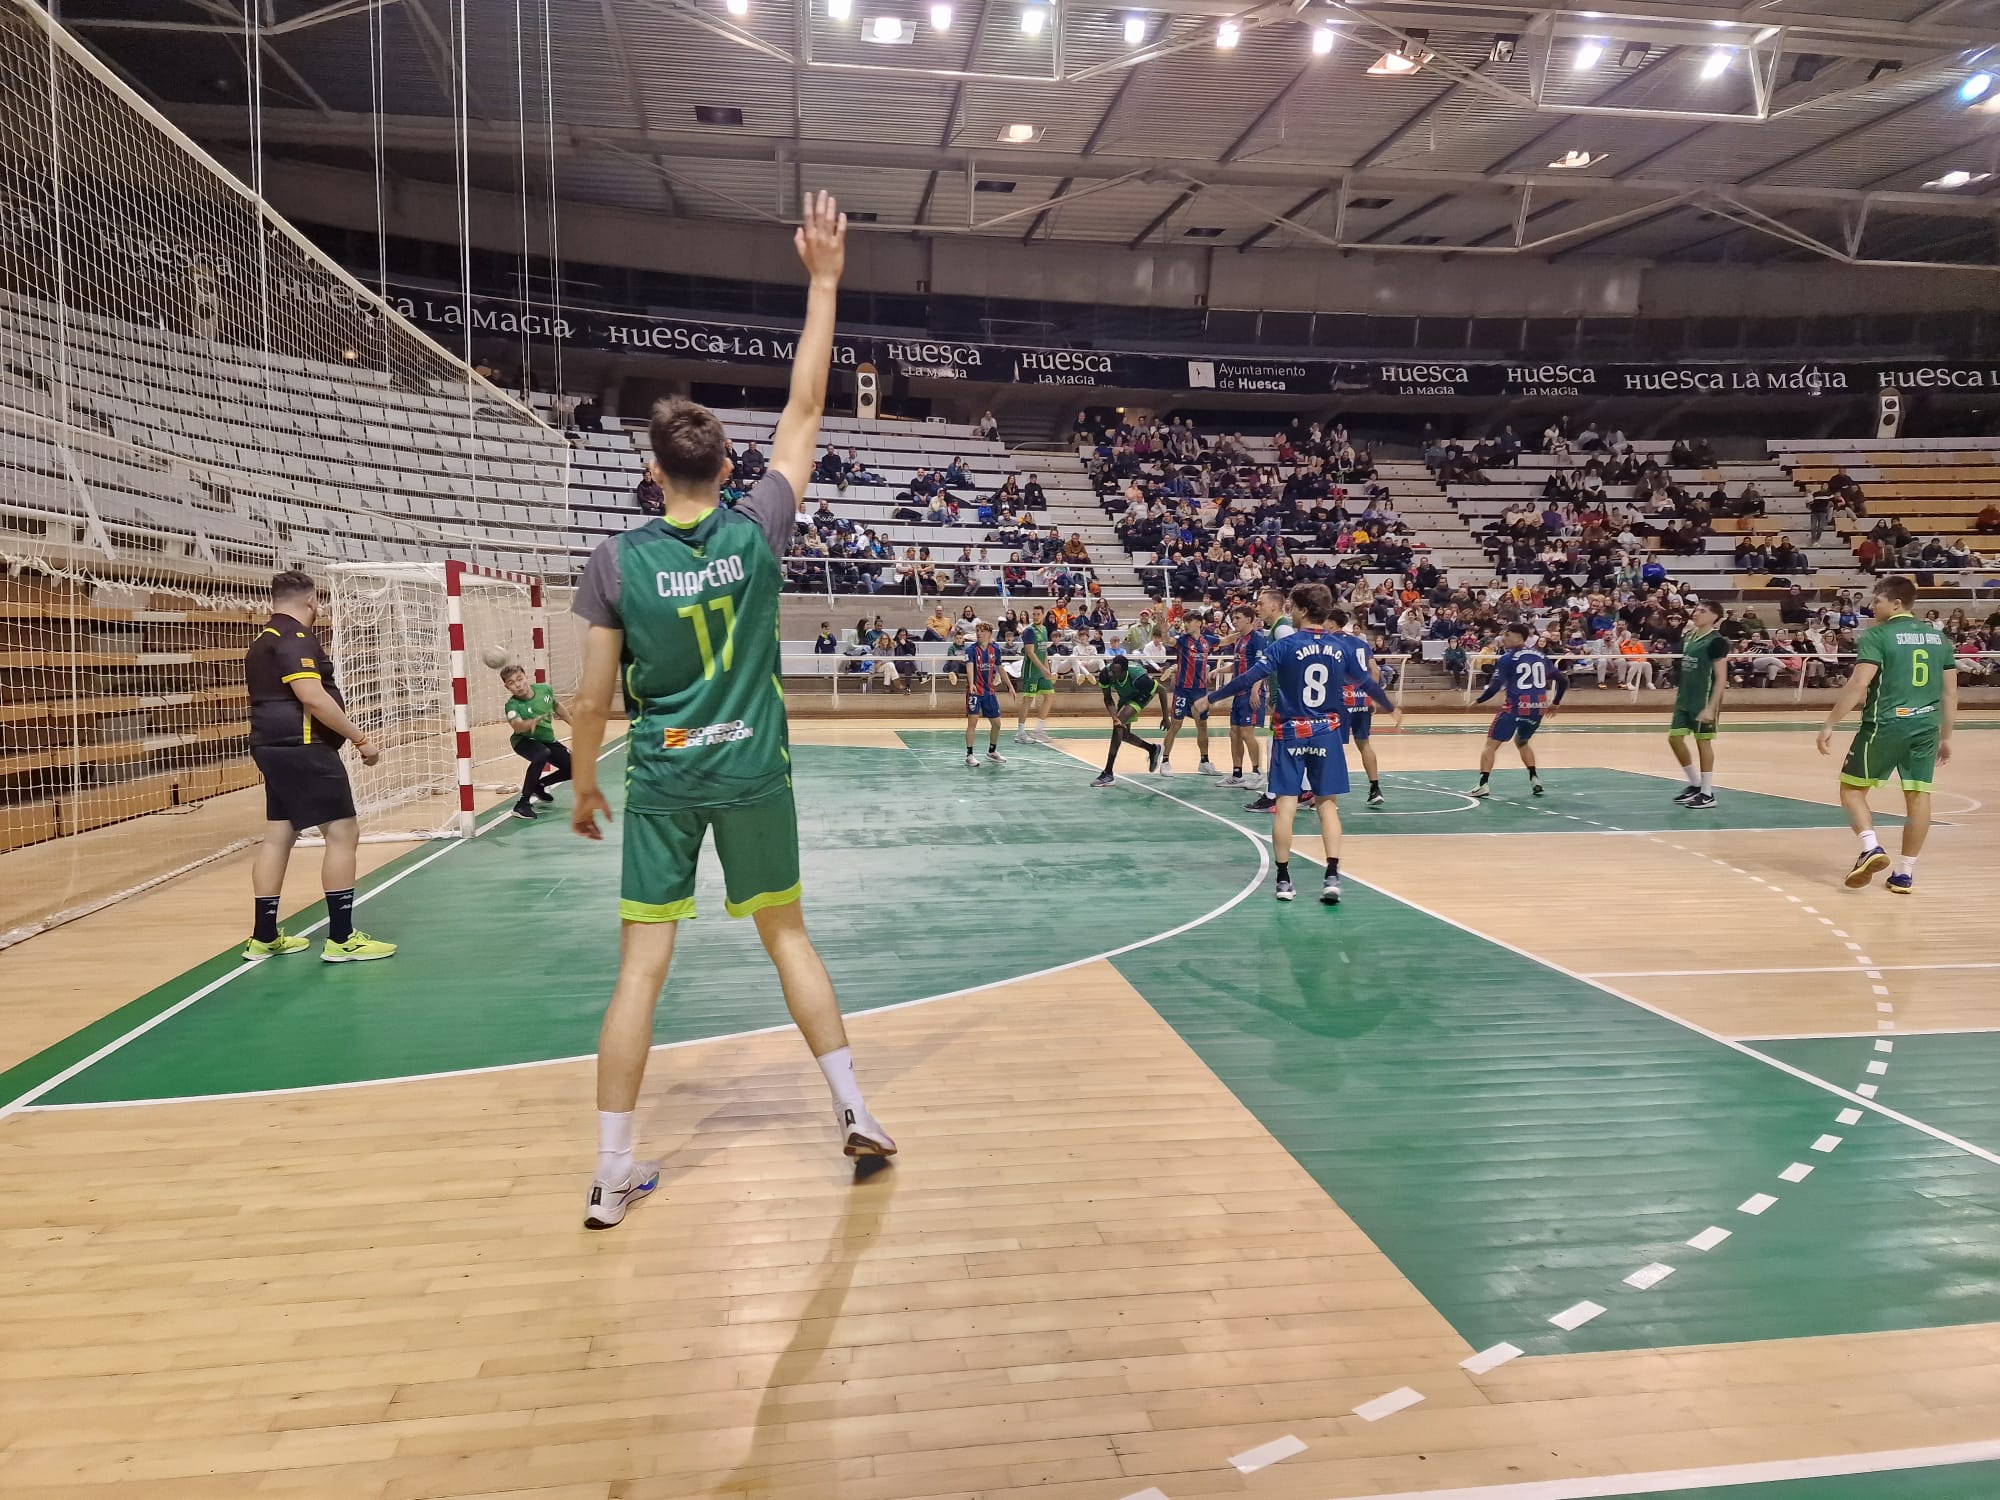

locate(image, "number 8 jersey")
[[1206, 624, 1392, 741], [572, 471, 797, 813]]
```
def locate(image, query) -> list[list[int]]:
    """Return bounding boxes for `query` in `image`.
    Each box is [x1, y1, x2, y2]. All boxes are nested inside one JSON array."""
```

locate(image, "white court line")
[[1325, 1437, 2000, 1499], [13, 766, 1272, 1115], [1579, 963, 2000, 978], [1740, 1025, 2000, 1040], [1123, 783, 2000, 1171]]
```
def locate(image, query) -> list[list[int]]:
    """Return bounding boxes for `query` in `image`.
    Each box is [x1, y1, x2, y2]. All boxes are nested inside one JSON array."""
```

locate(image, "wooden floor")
[[3, 715, 1998, 1500]]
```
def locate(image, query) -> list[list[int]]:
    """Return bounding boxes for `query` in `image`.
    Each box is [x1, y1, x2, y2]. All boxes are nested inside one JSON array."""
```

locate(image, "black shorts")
[[252, 745, 357, 830]]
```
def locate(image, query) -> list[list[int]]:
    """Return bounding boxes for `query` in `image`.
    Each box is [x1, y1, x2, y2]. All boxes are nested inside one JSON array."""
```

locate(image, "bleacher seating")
[[1771, 438, 2000, 571]]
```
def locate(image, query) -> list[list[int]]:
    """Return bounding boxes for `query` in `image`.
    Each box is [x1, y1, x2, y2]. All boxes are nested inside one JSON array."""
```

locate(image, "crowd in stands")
[[1853, 519, 1982, 574], [1082, 413, 1431, 601]]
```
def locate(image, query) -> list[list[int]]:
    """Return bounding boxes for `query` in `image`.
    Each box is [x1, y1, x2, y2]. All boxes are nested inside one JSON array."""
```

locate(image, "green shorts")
[[1668, 707, 1719, 740], [1840, 718, 1939, 794], [1020, 674, 1054, 698], [620, 783, 801, 922]]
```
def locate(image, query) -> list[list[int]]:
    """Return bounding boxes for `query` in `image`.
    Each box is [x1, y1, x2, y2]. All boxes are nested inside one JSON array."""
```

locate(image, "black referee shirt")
[[246, 612, 345, 750]]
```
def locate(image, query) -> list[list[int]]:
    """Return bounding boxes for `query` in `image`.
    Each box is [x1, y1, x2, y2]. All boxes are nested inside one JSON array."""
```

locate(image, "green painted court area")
[[1759, 1034, 2000, 1158], [1617, 1459, 2000, 1498], [11, 733, 1994, 1371]]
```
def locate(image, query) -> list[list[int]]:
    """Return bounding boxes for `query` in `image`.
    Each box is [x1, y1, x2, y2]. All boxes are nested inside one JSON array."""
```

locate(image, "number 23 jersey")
[[572, 470, 796, 813]]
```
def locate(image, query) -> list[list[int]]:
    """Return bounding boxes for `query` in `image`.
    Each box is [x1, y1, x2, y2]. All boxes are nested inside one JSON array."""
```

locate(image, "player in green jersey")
[[1667, 601, 1730, 810], [1012, 604, 1057, 745], [500, 665, 571, 820], [566, 193, 894, 1231], [1092, 654, 1162, 787], [1816, 575, 1957, 894]]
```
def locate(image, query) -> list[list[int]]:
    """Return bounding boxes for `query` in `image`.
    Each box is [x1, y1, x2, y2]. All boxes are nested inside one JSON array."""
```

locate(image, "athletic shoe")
[[1243, 771, 1265, 788], [840, 1106, 897, 1159], [582, 1160, 661, 1231], [1220, 771, 1245, 786], [1887, 872, 1914, 895], [1032, 731, 1057, 747], [1147, 744, 1162, 774], [1673, 786, 1701, 805], [1275, 875, 1295, 902], [1321, 872, 1342, 905], [1366, 786, 1384, 807], [1013, 730, 1030, 744], [534, 787, 556, 804], [513, 802, 538, 820], [1091, 772, 1116, 788], [986, 749, 1006, 764], [1470, 783, 1492, 799], [1197, 760, 1218, 776], [1298, 792, 1317, 810], [1530, 779, 1546, 797], [1844, 848, 1891, 889], [1156, 760, 1174, 777], [964, 753, 977, 769], [1685, 791, 1717, 810], [321, 931, 397, 963], [1245, 793, 1276, 812], [242, 932, 310, 961]]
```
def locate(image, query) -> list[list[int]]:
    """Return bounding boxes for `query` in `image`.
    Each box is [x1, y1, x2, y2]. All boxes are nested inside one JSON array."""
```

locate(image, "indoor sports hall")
[[6, 0, 2000, 1496]]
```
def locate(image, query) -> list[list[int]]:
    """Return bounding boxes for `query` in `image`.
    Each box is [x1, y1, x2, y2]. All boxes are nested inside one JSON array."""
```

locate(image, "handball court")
[[3, 715, 1999, 1500]]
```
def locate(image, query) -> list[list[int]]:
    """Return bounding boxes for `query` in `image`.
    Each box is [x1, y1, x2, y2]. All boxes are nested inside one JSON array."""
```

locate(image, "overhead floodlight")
[[1216, 18, 1240, 47], [1019, 2, 1046, 35], [1313, 24, 1336, 54], [999, 122, 1041, 142], [1572, 38, 1603, 70], [725, 0, 748, 14], [866, 13, 904, 40], [1700, 46, 1732, 79], [1123, 11, 1144, 43], [1618, 41, 1646, 67], [1961, 71, 1994, 102], [1490, 33, 1516, 62], [1547, 149, 1604, 169], [827, 0, 851, 16], [930, 1, 950, 26], [1368, 34, 1431, 75], [1924, 169, 1992, 189]]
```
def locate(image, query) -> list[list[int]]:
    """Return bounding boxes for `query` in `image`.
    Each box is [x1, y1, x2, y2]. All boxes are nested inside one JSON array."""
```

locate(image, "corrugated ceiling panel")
[[617, 2, 796, 134], [1762, 90, 1994, 188], [1093, 25, 1329, 160], [795, 164, 932, 222], [798, 73, 957, 143], [1227, 35, 1497, 169]]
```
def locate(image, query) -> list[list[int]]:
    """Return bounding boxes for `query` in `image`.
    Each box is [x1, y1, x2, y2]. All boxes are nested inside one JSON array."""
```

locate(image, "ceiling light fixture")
[[1367, 32, 1431, 75], [1960, 71, 1994, 102], [1216, 18, 1240, 48], [1313, 24, 1336, 54], [724, 0, 748, 15], [1700, 46, 1732, 79], [1618, 41, 1646, 67], [1000, 122, 1041, 142], [866, 14, 904, 40], [1019, 2, 1046, 35], [930, 1, 950, 26], [1572, 38, 1603, 70], [1547, 149, 1603, 169], [1867, 59, 1900, 81], [1924, 169, 1992, 188], [1489, 33, 1516, 62], [827, 0, 850, 16], [1123, 11, 1144, 43]]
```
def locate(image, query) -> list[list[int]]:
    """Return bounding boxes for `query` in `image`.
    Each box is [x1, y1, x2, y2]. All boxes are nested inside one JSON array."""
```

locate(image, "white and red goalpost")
[[330, 560, 551, 839]]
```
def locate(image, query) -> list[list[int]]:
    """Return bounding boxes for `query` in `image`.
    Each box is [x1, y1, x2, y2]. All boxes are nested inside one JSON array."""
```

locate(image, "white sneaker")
[[1013, 730, 1030, 744], [840, 1106, 898, 1159], [1197, 760, 1218, 776], [964, 753, 977, 769], [583, 1160, 661, 1230], [986, 749, 1007, 764], [1157, 761, 1175, 777]]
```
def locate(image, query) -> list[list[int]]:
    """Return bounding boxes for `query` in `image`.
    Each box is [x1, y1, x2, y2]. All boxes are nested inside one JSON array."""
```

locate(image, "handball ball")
[[481, 646, 513, 670]]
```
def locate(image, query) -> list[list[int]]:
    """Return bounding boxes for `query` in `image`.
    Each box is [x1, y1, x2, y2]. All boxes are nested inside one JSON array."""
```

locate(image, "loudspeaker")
[[1875, 384, 1903, 439], [856, 362, 880, 421]]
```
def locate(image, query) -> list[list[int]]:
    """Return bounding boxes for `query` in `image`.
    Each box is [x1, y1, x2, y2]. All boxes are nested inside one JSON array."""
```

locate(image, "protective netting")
[[0, 0, 579, 940]]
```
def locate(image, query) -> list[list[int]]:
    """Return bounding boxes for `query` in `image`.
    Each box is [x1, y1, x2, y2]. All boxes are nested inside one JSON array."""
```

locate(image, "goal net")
[[330, 562, 552, 840]]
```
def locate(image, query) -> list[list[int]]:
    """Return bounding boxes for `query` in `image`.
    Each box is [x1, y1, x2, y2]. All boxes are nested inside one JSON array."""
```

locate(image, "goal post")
[[329, 560, 547, 840]]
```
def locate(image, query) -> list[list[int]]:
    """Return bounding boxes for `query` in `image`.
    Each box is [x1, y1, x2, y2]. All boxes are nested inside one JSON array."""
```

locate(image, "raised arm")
[[768, 191, 846, 500]]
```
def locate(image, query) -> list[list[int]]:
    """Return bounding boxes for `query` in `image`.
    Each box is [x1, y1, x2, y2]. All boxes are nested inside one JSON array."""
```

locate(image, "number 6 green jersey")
[[1855, 611, 1951, 726], [572, 471, 798, 812]]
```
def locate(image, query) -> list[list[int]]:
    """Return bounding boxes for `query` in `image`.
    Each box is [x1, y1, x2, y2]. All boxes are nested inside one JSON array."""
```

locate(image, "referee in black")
[[243, 570, 397, 963]]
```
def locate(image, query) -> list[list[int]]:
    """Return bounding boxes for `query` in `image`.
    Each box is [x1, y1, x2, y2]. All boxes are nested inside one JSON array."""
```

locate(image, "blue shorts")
[[1230, 693, 1266, 729], [966, 691, 1001, 720], [1488, 711, 1543, 745], [1267, 734, 1350, 800], [1345, 708, 1373, 743], [1170, 690, 1209, 722]]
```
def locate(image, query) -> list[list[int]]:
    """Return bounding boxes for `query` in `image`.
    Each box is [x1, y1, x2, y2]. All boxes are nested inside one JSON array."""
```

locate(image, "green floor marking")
[[1616, 1459, 2000, 1499], [1107, 791, 2000, 1356], [16, 741, 1250, 1106], [1758, 1035, 2000, 1157]]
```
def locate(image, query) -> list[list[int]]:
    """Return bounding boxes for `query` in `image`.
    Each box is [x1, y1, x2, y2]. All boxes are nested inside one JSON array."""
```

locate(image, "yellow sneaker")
[[242, 933, 311, 961], [321, 931, 397, 963]]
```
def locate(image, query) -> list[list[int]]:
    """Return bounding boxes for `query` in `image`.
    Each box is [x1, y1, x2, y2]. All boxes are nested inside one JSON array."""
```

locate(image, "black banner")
[[375, 285, 2000, 399]]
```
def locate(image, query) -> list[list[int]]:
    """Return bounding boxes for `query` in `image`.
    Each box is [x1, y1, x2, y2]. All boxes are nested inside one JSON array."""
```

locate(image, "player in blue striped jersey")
[[1471, 624, 1566, 798], [1329, 607, 1388, 807], [1213, 602, 1267, 790], [1197, 583, 1397, 905]]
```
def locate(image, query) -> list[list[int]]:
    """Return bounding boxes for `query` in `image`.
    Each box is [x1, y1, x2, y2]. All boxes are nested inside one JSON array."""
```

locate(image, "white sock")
[[1859, 830, 1884, 854], [1895, 854, 1917, 876], [816, 1046, 868, 1120], [1682, 763, 1701, 787], [1699, 772, 1713, 793], [596, 1110, 634, 1184]]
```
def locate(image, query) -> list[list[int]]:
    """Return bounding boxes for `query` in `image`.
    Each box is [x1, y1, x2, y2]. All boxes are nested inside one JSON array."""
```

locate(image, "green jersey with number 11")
[[1855, 612, 1950, 727], [572, 471, 797, 812]]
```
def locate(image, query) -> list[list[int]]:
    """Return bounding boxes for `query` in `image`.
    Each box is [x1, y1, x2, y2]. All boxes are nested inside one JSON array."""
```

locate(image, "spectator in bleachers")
[[1576, 422, 1605, 453], [1975, 503, 2000, 536], [814, 445, 850, 488], [943, 457, 973, 487], [975, 411, 1000, 441], [814, 623, 838, 655], [992, 475, 1021, 512], [736, 441, 767, 481], [1023, 473, 1046, 509]]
